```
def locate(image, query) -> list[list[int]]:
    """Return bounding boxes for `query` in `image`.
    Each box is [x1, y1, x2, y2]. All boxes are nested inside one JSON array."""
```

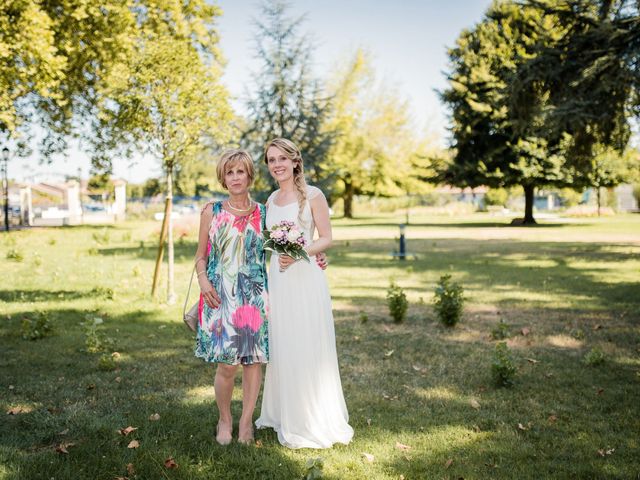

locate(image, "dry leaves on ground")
[[164, 457, 178, 469], [362, 452, 375, 463], [127, 440, 140, 449], [470, 399, 481, 410], [149, 413, 160, 421], [395, 442, 411, 451]]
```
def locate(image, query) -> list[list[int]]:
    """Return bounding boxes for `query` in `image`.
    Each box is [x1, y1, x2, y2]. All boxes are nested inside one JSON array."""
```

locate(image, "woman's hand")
[[316, 252, 328, 270], [199, 277, 221, 308], [278, 254, 297, 272]]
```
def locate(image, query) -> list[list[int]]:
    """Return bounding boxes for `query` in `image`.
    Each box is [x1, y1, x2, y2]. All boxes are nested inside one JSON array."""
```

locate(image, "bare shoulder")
[[306, 185, 326, 201]]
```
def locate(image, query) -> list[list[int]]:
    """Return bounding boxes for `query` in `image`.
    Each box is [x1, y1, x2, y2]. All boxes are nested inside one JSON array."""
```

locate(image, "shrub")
[[92, 228, 110, 245], [387, 282, 408, 323], [433, 274, 464, 326], [6, 248, 24, 262], [583, 347, 606, 366], [492, 342, 517, 387], [484, 188, 508, 207], [84, 317, 115, 353], [21, 312, 53, 340], [98, 353, 117, 371], [302, 457, 324, 480], [91, 286, 115, 300], [491, 320, 510, 340]]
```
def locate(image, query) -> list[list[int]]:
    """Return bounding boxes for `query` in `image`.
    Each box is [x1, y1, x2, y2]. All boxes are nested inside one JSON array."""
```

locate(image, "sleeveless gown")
[[255, 186, 353, 449]]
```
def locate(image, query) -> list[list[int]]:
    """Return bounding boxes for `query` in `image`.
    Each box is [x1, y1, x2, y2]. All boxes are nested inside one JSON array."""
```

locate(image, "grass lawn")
[[1, 212, 639, 479]]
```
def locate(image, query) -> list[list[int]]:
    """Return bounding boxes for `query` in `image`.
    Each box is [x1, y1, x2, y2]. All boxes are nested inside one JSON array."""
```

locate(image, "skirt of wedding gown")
[[255, 255, 354, 449]]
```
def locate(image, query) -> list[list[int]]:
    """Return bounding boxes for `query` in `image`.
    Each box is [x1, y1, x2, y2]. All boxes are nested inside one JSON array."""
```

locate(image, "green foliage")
[[302, 457, 324, 480], [433, 274, 464, 327], [21, 312, 53, 340], [559, 188, 583, 207], [84, 317, 115, 354], [492, 342, 517, 387], [441, 1, 571, 223], [90, 287, 115, 300], [91, 228, 110, 245], [633, 184, 640, 209], [97, 353, 118, 372], [142, 178, 163, 198], [386, 282, 409, 323], [491, 320, 511, 340], [6, 248, 24, 262], [359, 311, 369, 324], [242, 0, 334, 199], [323, 49, 427, 216], [484, 188, 509, 207], [583, 347, 606, 366]]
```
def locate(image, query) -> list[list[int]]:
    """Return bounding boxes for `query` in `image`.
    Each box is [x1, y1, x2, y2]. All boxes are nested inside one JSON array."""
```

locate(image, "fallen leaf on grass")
[[470, 399, 481, 410], [362, 452, 375, 463], [395, 442, 411, 451], [119, 426, 138, 436], [366, 418, 372, 426], [55, 442, 75, 454], [113, 477, 128, 480], [115, 377, 122, 383], [126, 463, 135, 475], [164, 457, 178, 469], [382, 325, 393, 333], [255, 440, 263, 447], [517, 423, 529, 431], [412, 364, 425, 372], [445, 458, 454, 469], [58, 428, 69, 435], [593, 324, 603, 331], [597, 448, 615, 457], [127, 440, 139, 449], [86, 384, 95, 390], [384, 349, 395, 358], [596, 388, 605, 395], [526, 358, 539, 364], [521, 327, 531, 336], [149, 413, 160, 421], [547, 415, 558, 424]]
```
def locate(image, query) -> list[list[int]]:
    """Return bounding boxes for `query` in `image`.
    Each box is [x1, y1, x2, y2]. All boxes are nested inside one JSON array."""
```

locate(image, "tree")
[[441, 1, 572, 224], [92, 1, 234, 303], [0, 0, 139, 157], [513, 0, 640, 194], [243, 0, 334, 199], [323, 50, 422, 217]]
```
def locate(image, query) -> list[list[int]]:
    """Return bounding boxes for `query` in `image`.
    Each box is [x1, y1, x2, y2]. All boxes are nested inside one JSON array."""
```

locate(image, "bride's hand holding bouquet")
[[263, 220, 309, 271]]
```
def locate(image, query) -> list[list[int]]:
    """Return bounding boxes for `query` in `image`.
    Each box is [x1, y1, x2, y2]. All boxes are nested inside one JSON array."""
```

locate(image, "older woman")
[[194, 149, 269, 445]]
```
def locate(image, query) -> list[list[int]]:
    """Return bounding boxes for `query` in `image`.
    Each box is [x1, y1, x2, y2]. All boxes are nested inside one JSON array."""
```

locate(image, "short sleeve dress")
[[194, 201, 269, 365]]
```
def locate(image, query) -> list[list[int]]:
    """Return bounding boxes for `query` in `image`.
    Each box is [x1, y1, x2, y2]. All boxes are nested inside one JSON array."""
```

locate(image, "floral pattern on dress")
[[195, 201, 269, 365]]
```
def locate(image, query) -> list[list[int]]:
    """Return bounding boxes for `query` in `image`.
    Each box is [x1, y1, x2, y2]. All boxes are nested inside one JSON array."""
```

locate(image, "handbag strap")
[[183, 265, 196, 316]]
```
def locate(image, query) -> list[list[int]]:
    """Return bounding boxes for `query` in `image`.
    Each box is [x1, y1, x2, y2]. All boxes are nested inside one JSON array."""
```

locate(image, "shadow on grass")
[[0, 289, 97, 303]]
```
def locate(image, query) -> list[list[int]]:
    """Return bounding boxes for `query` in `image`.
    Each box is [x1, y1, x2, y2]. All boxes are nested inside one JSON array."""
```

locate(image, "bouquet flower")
[[262, 220, 310, 262]]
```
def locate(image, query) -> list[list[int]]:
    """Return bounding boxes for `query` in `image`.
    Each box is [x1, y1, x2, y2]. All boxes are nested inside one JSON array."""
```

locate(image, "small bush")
[[359, 311, 368, 324], [484, 188, 509, 207], [583, 347, 606, 366], [21, 312, 53, 340], [491, 320, 510, 340], [84, 317, 115, 353], [91, 286, 115, 300], [302, 457, 324, 480], [433, 274, 464, 327], [92, 228, 110, 245], [6, 248, 24, 262], [98, 353, 117, 371], [492, 342, 517, 387], [387, 282, 408, 323]]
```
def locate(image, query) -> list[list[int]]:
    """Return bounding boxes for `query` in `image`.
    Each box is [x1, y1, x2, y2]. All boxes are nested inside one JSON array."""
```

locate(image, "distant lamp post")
[[2, 147, 9, 232], [398, 223, 406, 260]]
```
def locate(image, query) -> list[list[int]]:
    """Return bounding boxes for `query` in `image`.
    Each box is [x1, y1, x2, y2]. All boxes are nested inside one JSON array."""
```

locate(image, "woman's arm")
[[196, 207, 221, 308], [306, 191, 332, 257]]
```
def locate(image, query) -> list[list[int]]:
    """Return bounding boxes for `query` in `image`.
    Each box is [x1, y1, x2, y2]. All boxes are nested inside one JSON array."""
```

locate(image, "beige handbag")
[[182, 266, 199, 332]]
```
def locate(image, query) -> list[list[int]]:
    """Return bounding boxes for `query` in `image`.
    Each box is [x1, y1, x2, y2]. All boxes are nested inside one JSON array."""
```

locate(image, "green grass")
[[1, 213, 639, 479]]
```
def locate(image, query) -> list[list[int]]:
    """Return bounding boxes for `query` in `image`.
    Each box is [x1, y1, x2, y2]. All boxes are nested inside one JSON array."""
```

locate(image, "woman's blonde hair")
[[216, 149, 255, 189], [263, 138, 307, 222]]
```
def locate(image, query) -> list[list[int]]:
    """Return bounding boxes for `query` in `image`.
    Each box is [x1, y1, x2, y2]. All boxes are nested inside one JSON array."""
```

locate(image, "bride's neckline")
[[271, 189, 299, 208]]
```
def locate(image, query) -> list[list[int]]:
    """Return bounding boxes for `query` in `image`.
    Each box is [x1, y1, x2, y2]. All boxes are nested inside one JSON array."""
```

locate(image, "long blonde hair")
[[263, 138, 307, 222]]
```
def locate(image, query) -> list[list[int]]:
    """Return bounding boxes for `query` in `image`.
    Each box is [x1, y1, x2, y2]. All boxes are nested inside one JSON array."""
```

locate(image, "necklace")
[[227, 198, 253, 212]]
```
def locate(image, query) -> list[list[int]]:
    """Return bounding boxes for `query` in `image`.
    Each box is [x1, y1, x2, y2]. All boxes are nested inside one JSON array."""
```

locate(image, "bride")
[[255, 138, 354, 449]]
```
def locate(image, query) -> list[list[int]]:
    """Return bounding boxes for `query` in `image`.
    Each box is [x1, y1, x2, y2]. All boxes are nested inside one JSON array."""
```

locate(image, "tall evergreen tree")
[[441, 1, 569, 224], [243, 0, 334, 200]]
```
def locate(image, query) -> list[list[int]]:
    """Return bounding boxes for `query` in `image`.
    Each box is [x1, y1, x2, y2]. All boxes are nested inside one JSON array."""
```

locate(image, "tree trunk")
[[166, 166, 176, 304], [151, 197, 170, 296], [522, 184, 536, 225], [596, 186, 601, 217], [343, 181, 354, 218]]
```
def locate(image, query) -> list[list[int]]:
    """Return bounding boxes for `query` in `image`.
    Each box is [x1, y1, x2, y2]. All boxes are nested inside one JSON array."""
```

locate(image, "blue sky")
[[13, 0, 492, 182]]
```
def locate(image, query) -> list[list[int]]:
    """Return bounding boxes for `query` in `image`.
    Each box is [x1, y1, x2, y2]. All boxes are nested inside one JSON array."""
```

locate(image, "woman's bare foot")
[[216, 420, 233, 445], [237, 419, 254, 445]]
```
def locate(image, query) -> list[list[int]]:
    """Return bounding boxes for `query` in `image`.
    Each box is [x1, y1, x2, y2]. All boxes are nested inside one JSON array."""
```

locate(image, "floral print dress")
[[195, 201, 269, 365]]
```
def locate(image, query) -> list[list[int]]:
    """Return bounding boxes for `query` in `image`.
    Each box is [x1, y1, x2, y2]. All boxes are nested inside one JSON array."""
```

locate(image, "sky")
[[12, 0, 493, 183]]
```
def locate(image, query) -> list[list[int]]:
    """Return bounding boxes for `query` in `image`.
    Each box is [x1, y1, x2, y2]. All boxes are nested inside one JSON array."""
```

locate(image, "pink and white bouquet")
[[262, 220, 310, 262]]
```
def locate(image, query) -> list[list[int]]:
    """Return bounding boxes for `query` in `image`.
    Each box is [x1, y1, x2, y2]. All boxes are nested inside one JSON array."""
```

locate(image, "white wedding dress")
[[255, 186, 354, 449]]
